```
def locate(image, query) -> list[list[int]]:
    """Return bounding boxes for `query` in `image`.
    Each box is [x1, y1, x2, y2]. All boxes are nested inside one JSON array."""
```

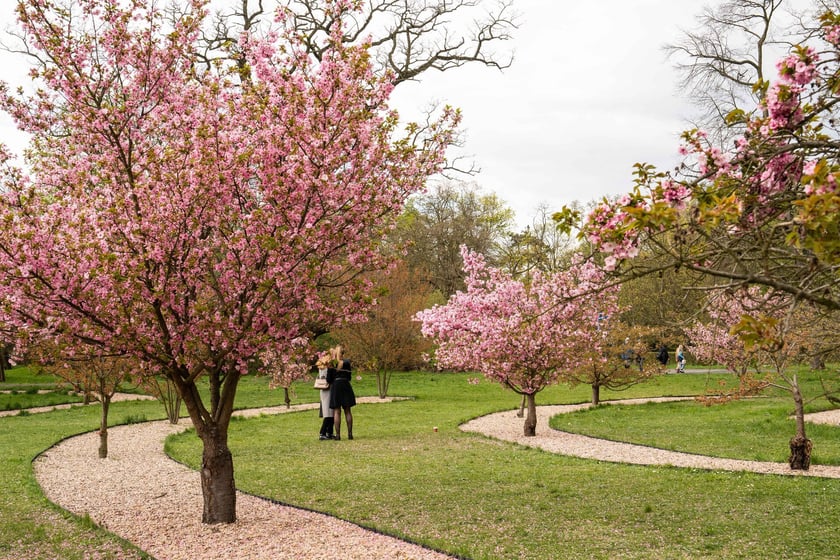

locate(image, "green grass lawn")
[[0, 390, 86, 412], [165, 369, 840, 560], [3, 365, 840, 559]]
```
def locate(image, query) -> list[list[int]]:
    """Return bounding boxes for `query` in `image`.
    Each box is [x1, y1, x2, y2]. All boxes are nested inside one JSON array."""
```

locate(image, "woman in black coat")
[[327, 359, 356, 440]]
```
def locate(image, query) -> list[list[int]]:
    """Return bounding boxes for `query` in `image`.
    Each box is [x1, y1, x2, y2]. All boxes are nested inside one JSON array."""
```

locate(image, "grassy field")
[[3, 365, 840, 559], [167, 368, 840, 560]]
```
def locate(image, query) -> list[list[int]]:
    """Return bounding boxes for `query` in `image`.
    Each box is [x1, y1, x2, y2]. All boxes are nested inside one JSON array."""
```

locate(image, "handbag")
[[313, 377, 329, 390]]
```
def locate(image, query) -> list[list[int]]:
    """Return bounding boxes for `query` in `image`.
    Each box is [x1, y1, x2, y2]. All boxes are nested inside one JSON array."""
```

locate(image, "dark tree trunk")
[[591, 383, 601, 406], [0, 346, 5, 382], [199, 424, 237, 523], [99, 394, 110, 459], [283, 387, 291, 408], [172, 366, 240, 524], [788, 377, 812, 470], [523, 393, 537, 437]]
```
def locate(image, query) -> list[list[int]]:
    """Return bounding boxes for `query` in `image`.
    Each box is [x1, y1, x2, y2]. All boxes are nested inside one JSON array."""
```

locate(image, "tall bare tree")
[[193, 0, 517, 84], [666, 0, 791, 143]]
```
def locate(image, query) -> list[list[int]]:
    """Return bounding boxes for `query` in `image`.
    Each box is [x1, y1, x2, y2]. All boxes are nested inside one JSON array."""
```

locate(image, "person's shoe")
[[334, 435, 341, 441], [348, 432, 353, 440], [319, 434, 328, 440]]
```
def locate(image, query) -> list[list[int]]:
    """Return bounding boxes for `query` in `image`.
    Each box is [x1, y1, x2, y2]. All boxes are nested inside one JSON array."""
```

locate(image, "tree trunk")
[[788, 376, 812, 470], [523, 393, 537, 437], [0, 346, 5, 382], [174, 368, 240, 524], [377, 371, 390, 398], [283, 387, 291, 408], [99, 394, 110, 459], [167, 394, 182, 424], [810, 354, 826, 371], [199, 424, 237, 523], [591, 383, 601, 406]]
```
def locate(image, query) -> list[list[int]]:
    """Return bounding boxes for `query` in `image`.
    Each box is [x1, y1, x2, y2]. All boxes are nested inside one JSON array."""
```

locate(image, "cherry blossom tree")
[[575, 15, 840, 311], [416, 247, 611, 436], [0, 0, 456, 523], [560, 10, 840, 470], [265, 337, 312, 408], [688, 287, 823, 469], [566, 322, 664, 405], [28, 339, 138, 459], [687, 291, 762, 378]]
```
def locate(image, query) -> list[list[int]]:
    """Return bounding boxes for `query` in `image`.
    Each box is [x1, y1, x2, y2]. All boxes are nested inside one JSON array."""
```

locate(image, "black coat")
[[327, 365, 356, 408]]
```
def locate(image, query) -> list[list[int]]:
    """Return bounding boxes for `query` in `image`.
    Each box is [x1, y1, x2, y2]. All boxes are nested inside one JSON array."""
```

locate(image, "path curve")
[[32, 396, 840, 560], [460, 397, 840, 478], [33, 397, 454, 560]]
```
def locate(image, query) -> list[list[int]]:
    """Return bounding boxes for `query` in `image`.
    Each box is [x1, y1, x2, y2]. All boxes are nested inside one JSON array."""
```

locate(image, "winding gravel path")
[[461, 397, 840, 478], [32, 397, 840, 559]]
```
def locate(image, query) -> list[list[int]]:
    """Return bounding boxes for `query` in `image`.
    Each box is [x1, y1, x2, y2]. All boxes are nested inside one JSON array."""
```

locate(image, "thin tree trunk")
[[0, 346, 5, 382], [516, 394, 525, 418], [98, 394, 110, 459], [523, 393, 537, 436], [283, 387, 291, 408], [789, 375, 812, 470], [591, 383, 601, 406], [377, 371, 390, 398]]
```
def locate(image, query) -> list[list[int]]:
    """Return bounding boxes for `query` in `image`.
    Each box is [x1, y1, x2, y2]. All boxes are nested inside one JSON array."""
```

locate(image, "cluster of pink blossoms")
[[658, 180, 692, 209], [826, 25, 840, 45], [584, 203, 639, 271], [802, 160, 839, 195], [777, 47, 819, 86]]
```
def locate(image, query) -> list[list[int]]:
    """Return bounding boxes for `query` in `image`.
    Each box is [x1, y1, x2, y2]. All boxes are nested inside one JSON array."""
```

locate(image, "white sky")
[[0, 0, 713, 227]]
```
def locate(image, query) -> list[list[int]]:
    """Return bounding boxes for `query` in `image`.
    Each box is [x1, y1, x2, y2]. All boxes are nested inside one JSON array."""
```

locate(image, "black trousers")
[[320, 416, 334, 436]]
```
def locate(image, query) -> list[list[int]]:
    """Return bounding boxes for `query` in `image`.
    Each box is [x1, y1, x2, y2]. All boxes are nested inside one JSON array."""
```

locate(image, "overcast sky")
[[0, 0, 713, 227]]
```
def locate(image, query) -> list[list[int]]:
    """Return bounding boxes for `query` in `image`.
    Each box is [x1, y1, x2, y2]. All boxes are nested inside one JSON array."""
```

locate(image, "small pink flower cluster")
[[802, 160, 839, 195], [585, 202, 639, 270], [764, 83, 805, 131], [659, 180, 691, 209], [777, 47, 819, 86], [757, 152, 801, 200], [826, 25, 840, 45]]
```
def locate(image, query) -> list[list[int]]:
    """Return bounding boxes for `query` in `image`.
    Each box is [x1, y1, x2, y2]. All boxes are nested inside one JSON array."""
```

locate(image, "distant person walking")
[[656, 344, 669, 367], [676, 344, 686, 373], [328, 359, 357, 440]]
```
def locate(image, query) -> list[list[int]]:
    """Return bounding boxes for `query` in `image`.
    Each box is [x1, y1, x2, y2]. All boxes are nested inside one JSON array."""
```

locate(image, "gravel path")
[[461, 397, 840, 478], [34, 397, 454, 560], [32, 397, 840, 559]]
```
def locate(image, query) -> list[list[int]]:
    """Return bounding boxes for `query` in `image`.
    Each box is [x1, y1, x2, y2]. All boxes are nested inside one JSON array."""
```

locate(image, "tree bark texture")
[[591, 384, 601, 406], [523, 393, 537, 436], [789, 377, 812, 470], [98, 395, 110, 459], [200, 425, 237, 523]]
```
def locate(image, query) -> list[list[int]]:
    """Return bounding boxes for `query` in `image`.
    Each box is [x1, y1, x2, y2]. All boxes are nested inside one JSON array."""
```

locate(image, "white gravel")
[[32, 396, 840, 559], [461, 397, 840, 478], [34, 397, 453, 560]]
